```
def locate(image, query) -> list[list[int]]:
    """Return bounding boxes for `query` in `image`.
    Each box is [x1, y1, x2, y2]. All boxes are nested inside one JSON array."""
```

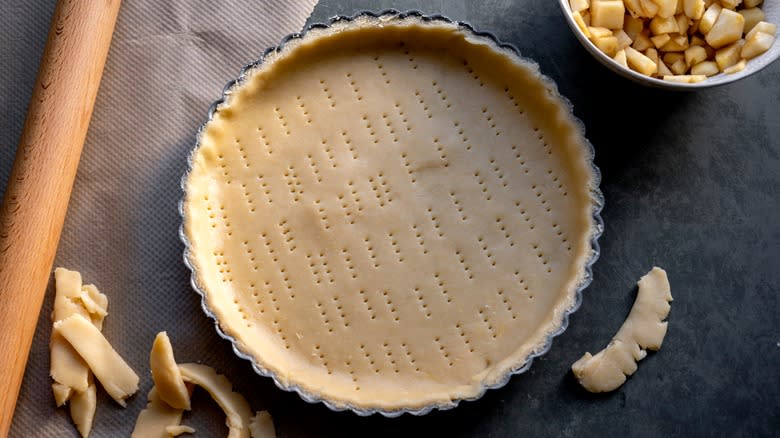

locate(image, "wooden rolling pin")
[[0, 0, 121, 434]]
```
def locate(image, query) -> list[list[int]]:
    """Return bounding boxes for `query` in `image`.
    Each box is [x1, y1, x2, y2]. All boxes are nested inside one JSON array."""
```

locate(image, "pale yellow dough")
[[131, 387, 186, 438], [178, 363, 254, 438], [69, 379, 97, 438], [50, 268, 111, 437], [51, 268, 91, 394], [150, 332, 191, 410], [184, 16, 597, 410], [79, 284, 109, 328], [52, 383, 72, 407], [166, 425, 196, 436], [54, 314, 139, 406], [572, 267, 672, 392], [249, 411, 275, 438]]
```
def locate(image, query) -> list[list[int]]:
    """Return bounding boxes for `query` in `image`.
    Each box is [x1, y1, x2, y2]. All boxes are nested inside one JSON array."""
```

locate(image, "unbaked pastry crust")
[[571, 267, 672, 392], [184, 16, 598, 412]]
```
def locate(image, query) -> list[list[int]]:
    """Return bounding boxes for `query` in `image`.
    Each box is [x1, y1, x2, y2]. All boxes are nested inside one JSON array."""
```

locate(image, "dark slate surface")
[[2, 0, 778, 437]]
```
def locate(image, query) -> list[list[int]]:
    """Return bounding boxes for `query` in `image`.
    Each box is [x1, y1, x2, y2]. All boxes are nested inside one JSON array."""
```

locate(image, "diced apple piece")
[[658, 58, 674, 76], [676, 14, 691, 34], [651, 33, 672, 47], [614, 49, 629, 67], [570, 0, 590, 12], [663, 74, 707, 82], [625, 14, 645, 39], [592, 1, 626, 29], [614, 29, 634, 49], [633, 31, 654, 50], [691, 60, 719, 76], [723, 59, 746, 73], [661, 34, 691, 51], [645, 47, 659, 63], [573, 11, 592, 38], [625, 0, 644, 18], [742, 0, 762, 7], [589, 26, 614, 39], [739, 8, 765, 34], [683, 0, 705, 20], [685, 45, 708, 65], [663, 52, 685, 64], [626, 46, 659, 75], [705, 9, 744, 48], [650, 15, 680, 34], [640, 0, 660, 17], [745, 21, 776, 41], [670, 57, 689, 74], [715, 40, 744, 70], [719, 0, 742, 10], [595, 35, 620, 56], [583, 11, 592, 25], [741, 31, 775, 59], [655, 0, 678, 18], [699, 3, 722, 34]]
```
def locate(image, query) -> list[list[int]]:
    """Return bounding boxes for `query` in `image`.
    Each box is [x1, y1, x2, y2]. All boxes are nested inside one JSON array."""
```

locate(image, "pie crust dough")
[[54, 314, 139, 407], [571, 267, 672, 392], [166, 425, 196, 436], [50, 268, 111, 437], [52, 383, 72, 408], [51, 268, 92, 394], [178, 363, 254, 438], [132, 387, 186, 438], [69, 378, 97, 438], [249, 411, 275, 438], [184, 16, 598, 411], [151, 332, 191, 410]]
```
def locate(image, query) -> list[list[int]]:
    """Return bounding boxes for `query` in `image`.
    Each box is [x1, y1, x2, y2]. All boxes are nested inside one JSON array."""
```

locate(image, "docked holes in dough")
[[571, 267, 673, 392], [177, 363, 255, 438], [184, 17, 598, 411], [51, 268, 91, 393], [53, 314, 140, 406], [69, 378, 97, 438], [131, 387, 187, 438], [150, 332, 191, 410]]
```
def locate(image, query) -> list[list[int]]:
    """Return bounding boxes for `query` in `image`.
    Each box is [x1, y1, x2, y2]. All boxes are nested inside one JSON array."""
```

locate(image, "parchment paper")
[[3, 1, 319, 436]]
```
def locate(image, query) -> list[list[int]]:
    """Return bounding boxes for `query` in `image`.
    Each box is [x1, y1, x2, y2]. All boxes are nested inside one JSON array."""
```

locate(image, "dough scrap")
[[51, 268, 91, 394], [178, 363, 253, 438], [150, 332, 191, 410], [79, 284, 108, 328], [69, 379, 97, 438], [131, 387, 185, 438], [54, 314, 139, 406], [52, 383, 72, 407], [572, 267, 673, 392], [166, 425, 196, 436], [50, 338, 89, 397], [249, 411, 276, 438]]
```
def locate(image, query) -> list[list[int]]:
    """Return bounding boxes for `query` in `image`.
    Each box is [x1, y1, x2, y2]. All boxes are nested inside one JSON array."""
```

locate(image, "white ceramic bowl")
[[558, 0, 780, 90]]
